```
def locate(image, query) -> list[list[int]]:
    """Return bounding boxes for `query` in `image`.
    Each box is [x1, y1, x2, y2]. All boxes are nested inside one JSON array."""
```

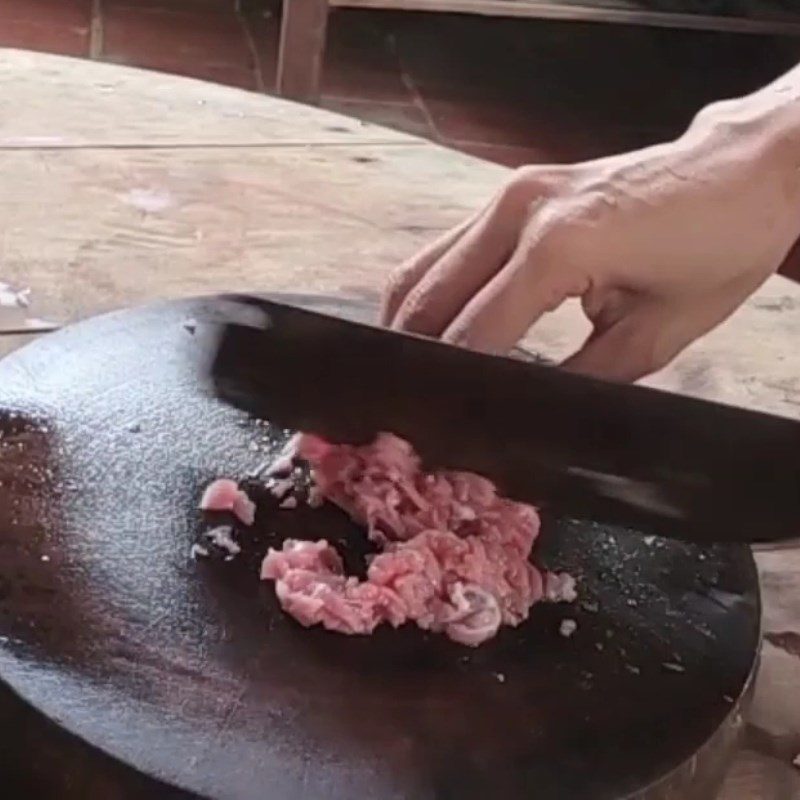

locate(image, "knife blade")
[[205, 294, 800, 545]]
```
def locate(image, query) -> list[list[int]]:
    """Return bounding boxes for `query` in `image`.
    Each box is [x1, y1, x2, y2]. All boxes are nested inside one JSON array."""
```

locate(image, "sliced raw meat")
[[261, 540, 405, 634], [261, 433, 575, 646], [232, 492, 256, 526], [200, 478, 256, 526], [200, 478, 239, 511]]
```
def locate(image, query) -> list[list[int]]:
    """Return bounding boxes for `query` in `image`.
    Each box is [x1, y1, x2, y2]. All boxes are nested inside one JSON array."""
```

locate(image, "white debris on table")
[[267, 476, 295, 500], [252, 433, 302, 481], [190, 543, 210, 560], [206, 525, 240, 556], [559, 619, 578, 638], [269, 433, 302, 473], [0, 282, 35, 332], [544, 572, 578, 603], [307, 484, 324, 508], [0, 282, 30, 308], [191, 527, 240, 561]]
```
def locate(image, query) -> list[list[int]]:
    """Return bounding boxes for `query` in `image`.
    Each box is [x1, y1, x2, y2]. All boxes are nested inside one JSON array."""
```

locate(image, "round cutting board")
[[0, 295, 759, 800]]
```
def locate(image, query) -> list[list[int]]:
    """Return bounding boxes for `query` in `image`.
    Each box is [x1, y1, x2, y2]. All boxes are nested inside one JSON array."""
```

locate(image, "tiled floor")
[[2, 0, 800, 270]]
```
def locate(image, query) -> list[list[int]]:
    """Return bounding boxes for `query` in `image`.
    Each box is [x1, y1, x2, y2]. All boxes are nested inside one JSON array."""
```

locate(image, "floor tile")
[[244, 7, 413, 103], [422, 93, 598, 162], [102, 2, 252, 71], [240, 3, 280, 90], [454, 142, 549, 168], [779, 238, 800, 282], [0, 0, 90, 57], [0, 20, 89, 57], [104, 0, 234, 9], [0, 0, 91, 27], [321, 10, 411, 103], [103, 53, 258, 89], [321, 97, 436, 140]]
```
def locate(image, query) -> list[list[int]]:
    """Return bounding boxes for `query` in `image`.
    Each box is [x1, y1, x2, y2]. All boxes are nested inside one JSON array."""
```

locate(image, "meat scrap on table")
[[200, 478, 255, 526], [199, 432, 576, 647]]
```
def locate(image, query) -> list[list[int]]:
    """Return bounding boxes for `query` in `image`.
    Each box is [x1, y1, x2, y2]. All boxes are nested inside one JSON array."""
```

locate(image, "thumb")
[[561, 303, 679, 383]]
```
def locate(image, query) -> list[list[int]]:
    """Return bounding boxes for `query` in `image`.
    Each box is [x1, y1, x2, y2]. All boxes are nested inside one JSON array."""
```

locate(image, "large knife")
[[206, 295, 800, 545]]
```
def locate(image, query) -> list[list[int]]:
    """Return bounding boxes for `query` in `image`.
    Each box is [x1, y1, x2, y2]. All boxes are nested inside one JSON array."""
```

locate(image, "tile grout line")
[[89, 0, 104, 61], [320, 94, 424, 109], [386, 32, 442, 144], [447, 138, 544, 151], [236, 4, 266, 94]]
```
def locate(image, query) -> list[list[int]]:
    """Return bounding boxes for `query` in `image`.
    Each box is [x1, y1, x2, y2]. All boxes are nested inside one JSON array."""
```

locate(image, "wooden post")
[[277, 0, 330, 103]]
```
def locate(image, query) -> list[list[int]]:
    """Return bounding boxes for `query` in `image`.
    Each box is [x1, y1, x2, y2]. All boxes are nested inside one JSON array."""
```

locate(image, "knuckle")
[[510, 165, 542, 186], [495, 166, 561, 214], [385, 266, 412, 301], [495, 178, 529, 216], [381, 277, 409, 323], [690, 98, 732, 129], [537, 283, 569, 314], [395, 285, 440, 333], [490, 168, 577, 245]]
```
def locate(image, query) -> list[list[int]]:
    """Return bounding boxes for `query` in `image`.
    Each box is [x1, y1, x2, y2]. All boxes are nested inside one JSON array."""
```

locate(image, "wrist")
[[675, 84, 800, 260], [688, 84, 800, 167]]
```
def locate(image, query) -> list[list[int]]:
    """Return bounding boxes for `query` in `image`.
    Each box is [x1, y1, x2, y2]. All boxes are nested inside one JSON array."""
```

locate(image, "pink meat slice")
[[262, 433, 575, 646], [261, 540, 406, 634], [200, 478, 256, 526]]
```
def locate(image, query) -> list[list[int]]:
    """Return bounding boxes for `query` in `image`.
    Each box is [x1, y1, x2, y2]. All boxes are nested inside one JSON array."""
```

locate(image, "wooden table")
[[0, 48, 799, 798], [276, 0, 800, 101]]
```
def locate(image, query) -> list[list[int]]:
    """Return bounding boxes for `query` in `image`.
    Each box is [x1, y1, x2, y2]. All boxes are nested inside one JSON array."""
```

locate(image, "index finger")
[[381, 211, 482, 326]]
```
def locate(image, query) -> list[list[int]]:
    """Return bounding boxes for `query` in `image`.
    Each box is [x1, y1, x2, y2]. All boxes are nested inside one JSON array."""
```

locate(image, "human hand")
[[382, 102, 800, 381]]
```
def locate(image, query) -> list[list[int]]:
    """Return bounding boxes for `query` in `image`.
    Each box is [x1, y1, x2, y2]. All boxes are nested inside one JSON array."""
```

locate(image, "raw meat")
[[543, 571, 578, 604], [199, 478, 239, 510], [199, 478, 256, 526], [261, 433, 575, 646]]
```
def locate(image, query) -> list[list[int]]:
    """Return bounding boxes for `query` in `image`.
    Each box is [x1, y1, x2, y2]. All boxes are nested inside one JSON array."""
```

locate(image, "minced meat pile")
[[259, 433, 575, 646]]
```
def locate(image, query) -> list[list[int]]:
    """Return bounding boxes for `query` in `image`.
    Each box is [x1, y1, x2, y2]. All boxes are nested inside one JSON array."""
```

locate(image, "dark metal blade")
[[205, 294, 800, 545]]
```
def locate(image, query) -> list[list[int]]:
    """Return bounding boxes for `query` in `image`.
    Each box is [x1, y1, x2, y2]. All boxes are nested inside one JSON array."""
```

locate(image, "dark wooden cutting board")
[[0, 295, 759, 799]]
